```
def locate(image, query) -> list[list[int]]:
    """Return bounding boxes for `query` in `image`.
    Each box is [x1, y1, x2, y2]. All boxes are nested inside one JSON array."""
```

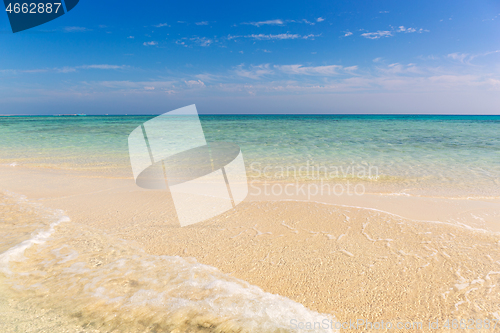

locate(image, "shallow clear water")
[[0, 115, 499, 196]]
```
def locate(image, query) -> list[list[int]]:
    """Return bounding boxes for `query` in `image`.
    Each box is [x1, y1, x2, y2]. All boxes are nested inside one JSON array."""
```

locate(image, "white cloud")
[[144, 87, 155, 90], [57, 67, 77, 73], [293, 19, 314, 25], [82, 65, 126, 70], [143, 41, 158, 46], [96, 80, 176, 90], [229, 33, 319, 40], [234, 64, 273, 79], [447, 50, 500, 64], [185, 80, 205, 87], [241, 18, 318, 27], [344, 32, 353, 37], [276, 64, 356, 76], [54, 65, 127, 73], [195, 74, 219, 81], [379, 63, 421, 74], [243, 19, 284, 27], [360, 26, 428, 39], [361, 31, 393, 39], [379, 11, 389, 14], [20, 69, 48, 73], [127, 36, 134, 39], [190, 37, 213, 47], [302, 34, 319, 39], [448, 52, 469, 63], [344, 66, 358, 71], [195, 21, 209, 25], [397, 26, 425, 33], [154, 23, 170, 28]]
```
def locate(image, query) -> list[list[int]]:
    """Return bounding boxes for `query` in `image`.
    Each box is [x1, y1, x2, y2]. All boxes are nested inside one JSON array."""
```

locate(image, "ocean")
[[1, 115, 499, 196], [1, 115, 499, 332]]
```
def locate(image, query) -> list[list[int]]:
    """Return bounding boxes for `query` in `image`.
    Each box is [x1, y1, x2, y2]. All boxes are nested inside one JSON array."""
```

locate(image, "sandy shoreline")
[[1, 165, 500, 332]]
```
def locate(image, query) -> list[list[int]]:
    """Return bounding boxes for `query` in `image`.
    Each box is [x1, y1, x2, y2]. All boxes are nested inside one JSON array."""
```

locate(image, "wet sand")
[[1, 165, 500, 332]]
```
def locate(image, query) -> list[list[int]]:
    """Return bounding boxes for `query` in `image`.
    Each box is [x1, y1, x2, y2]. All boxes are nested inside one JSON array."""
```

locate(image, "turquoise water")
[[1, 116, 500, 332], [0, 115, 499, 196]]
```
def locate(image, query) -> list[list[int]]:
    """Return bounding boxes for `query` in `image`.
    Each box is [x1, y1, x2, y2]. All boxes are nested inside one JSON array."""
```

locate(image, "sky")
[[0, 0, 499, 115]]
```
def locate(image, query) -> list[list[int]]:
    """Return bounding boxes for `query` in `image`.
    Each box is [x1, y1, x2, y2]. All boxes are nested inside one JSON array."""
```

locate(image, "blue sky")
[[1, 0, 499, 114]]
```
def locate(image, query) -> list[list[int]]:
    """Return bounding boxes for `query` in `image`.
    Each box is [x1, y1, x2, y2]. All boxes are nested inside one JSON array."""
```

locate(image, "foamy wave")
[[0, 214, 70, 274], [0, 192, 337, 332], [26, 243, 337, 332]]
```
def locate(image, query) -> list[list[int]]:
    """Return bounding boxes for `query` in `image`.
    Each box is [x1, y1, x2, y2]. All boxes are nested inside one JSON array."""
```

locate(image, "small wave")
[[0, 192, 337, 333], [0, 214, 69, 274]]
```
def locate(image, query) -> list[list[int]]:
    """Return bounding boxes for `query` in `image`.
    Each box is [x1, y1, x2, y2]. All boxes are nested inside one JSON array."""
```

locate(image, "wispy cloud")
[[57, 67, 77, 73], [0, 64, 128, 75], [232, 63, 358, 79], [361, 31, 393, 39], [190, 37, 213, 46], [291, 19, 315, 25], [56, 65, 128, 73], [377, 63, 421, 74], [64, 26, 91, 32], [276, 64, 357, 76], [194, 74, 220, 81], [185, 80, 206, 87], [360, 26, 428, 39], [448, 50, 500, 64], [241, 18, 318, 27], [242, 19, 284, 27], [154, 23, 170, 28], [127, 36, 134, 39], [234, 64, 273, 79], [175, 36, 217, 47], [396, 26, 427, 33], [379, 11, 389, 14], [448, 52, 470, 63], [92, 80, 177, 92], [143, 41, 158, 46], [344, 32, 353, 37], [82, 65, 127, 70], [229, 33, 319, 40], [31, 59, 500, 104], [195, 21, 209, 25], [21, 69, 49, 73]]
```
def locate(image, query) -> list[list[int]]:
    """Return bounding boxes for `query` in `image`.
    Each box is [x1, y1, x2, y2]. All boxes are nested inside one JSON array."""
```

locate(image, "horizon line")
[[1, 113, 500, 117]]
